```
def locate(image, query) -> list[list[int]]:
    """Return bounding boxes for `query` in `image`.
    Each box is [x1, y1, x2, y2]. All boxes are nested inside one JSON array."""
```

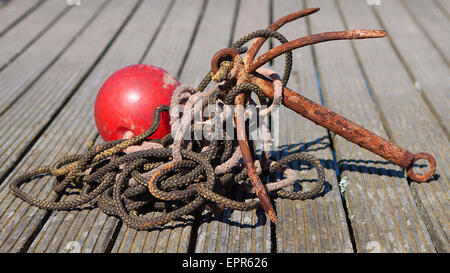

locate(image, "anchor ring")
[[406, 152, 436, 182]]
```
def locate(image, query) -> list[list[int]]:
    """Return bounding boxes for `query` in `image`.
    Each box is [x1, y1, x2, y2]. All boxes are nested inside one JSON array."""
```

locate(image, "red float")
[[94, 64, 180, 141]]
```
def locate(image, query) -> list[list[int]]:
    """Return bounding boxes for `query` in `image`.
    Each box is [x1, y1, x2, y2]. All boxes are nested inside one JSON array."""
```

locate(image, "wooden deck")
[[0, 0, 448, 253]]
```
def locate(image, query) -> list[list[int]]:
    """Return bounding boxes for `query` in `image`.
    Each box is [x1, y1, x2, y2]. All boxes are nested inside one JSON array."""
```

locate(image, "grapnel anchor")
[[10, 8, 436, 228]]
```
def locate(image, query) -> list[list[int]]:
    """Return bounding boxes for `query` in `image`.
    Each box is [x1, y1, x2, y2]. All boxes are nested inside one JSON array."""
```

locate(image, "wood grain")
[[0, 0, 138, 253], [307, 0, 436, 252], [194, 0, 272, 253], [0, 0, 43, 36], [341, 0, 449, 252], [271, 0, 353, 253], [0, 0, 68, 71]]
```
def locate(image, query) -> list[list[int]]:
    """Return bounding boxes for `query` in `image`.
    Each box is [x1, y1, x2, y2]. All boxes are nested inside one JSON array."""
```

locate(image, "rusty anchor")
[[210, 8, 437, 223]]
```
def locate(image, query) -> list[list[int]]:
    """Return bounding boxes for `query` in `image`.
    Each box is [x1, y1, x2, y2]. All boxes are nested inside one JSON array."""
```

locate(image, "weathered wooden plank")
[[26, 0, 201, 253], [23, 0, 173, 253], [0, 0, 68, 71], [0, 0, 109, 184], [110, 0, 206, 253], [0, 0, 105, 115], [401, 0, 450, 62], [306, 0, 436, 252], [111, 211, 194, 253], [0, 0, 43, 36], [1, 0, 445, 255], [0, 0, 141, 253], [340, 0, 449, 252], [141, 0, 205, 78], [433, 0, 450, 18], [373, 0, 449, 134], [194, 0, 273, 253], [178, 0, 236, 87], [270, 0, 352, 253]]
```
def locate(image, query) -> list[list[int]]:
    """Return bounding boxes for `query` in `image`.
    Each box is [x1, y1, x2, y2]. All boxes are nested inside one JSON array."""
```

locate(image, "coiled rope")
[[10, 29, 325, 230]]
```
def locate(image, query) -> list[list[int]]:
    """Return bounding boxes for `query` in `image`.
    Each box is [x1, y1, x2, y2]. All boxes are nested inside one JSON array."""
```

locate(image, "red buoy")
[[94, 64, 180, 141]]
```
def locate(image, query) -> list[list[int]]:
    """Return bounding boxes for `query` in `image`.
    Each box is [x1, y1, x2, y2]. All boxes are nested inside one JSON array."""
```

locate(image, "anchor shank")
[[250, 74, 415, 169]]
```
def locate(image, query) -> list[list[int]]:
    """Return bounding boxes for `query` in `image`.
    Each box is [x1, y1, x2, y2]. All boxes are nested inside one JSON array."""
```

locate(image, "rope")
[[9, 29, 325, 231]]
